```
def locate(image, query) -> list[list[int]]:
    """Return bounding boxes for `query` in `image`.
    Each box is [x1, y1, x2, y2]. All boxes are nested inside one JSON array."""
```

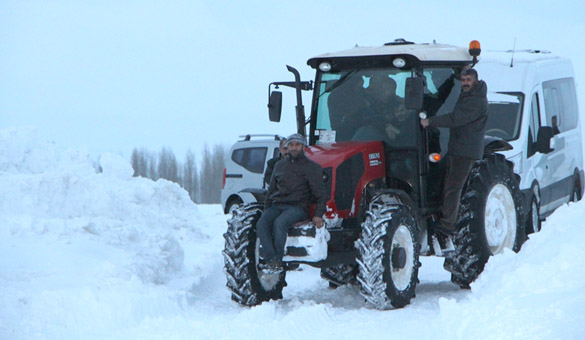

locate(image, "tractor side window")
[[231, 147, 268, 174]]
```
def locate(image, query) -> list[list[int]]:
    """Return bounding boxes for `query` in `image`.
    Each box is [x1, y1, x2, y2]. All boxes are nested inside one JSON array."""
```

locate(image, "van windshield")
[[486, 92, 524, 141]]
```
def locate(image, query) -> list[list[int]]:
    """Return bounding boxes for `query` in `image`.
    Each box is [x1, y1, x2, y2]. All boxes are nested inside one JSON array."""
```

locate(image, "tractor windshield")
[[314, 67, 459, 149]]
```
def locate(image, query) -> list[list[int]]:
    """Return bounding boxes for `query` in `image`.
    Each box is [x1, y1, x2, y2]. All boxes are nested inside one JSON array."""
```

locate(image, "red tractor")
[[223, 39, 525, 309]]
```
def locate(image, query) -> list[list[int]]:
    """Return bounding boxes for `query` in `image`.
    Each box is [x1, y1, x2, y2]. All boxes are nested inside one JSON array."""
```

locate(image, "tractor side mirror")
[[268, 91, 282, 122], [405, 77, 424, 110], [536, 126, 555, 154]]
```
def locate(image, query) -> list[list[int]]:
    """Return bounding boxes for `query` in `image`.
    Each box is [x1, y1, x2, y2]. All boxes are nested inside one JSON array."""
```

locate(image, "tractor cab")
[[268, 39, 479, 221]]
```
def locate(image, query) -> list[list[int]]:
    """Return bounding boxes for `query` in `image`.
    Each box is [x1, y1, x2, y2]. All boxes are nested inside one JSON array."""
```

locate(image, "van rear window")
[[543, 78, 578, 133], [231, 147, 268, 174]]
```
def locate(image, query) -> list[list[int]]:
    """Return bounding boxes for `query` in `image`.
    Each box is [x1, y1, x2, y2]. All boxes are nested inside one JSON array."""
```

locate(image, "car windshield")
[[314, 67, 458, 148], [485, 92, 524, 141]]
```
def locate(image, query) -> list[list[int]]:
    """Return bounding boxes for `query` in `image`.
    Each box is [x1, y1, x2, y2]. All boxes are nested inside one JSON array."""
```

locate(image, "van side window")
[[527, 93, 541, 158], [543, 86, 561, 130], [543, 78, 578, 133], [273, 147, 280, 159], [231, 147, 268, 174], [559, 79, 578, 130]]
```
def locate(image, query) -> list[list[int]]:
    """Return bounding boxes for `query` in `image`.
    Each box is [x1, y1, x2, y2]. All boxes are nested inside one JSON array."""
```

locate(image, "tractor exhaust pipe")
[[286, 65, 307, 137]]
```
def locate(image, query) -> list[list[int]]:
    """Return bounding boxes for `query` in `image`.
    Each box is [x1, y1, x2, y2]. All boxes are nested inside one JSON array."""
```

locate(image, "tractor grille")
[[335, 153, 364, 210]]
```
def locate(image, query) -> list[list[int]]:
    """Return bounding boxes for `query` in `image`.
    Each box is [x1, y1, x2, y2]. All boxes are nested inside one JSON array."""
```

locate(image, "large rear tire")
[[445, 154, 525, 288], [356, 195, 420, 309], [223, 203, 286, 306]]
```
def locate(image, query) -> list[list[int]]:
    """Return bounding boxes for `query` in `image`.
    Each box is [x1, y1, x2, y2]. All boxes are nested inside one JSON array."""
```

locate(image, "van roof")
[[476, 51, 574, 93]]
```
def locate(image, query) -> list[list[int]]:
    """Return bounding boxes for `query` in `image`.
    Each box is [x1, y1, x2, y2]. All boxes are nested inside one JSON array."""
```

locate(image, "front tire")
[[226, 197, 243, 215], [571, 175, 581, 202], [356, 195, 420, 309], [320, 264, 358, 288], [526, 189, 541, 234], [445, 154, 525, 288], [223, 203, 286, 306]]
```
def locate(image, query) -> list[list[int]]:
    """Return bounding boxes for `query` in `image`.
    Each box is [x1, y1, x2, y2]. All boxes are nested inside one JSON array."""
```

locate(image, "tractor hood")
[[305, 141, 386, 218], [305, 141, 384, 168]]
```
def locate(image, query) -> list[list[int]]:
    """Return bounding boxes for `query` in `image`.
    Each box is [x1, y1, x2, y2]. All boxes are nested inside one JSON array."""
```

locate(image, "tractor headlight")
[[319, 62, 332, 72], [393, 57, 406, 68]]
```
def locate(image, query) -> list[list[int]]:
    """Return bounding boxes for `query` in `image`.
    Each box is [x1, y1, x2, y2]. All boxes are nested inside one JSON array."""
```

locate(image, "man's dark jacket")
[[428, 80, 488, 160], [265, 154, 328, 217], [263, 155, 281, 187]]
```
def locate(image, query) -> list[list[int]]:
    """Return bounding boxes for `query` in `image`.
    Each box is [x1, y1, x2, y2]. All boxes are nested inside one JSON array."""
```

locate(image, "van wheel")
[[526, 188, 541, 234], [444, 154, 525, 288], [571, 176, 581, 202]]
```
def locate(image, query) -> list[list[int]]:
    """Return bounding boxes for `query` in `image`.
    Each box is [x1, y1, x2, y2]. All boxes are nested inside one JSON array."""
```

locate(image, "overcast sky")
[[2, 0, 584, 161]]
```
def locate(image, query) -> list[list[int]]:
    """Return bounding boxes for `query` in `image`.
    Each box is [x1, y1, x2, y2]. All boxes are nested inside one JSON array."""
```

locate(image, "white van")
[[221, 135, 284, 214], [476, 50, 583, 232]]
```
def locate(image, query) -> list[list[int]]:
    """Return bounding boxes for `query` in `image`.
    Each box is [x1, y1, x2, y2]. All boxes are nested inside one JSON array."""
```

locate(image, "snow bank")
[[0, 127, 205, 285], [434, 202, 585, 339]]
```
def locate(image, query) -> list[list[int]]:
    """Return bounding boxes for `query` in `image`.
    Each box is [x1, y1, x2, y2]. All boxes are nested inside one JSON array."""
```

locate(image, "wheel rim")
[[485, 183, 517, 254], [531, 200, 540, 233], [390, 225, 414, 291], [255, 237, 280, 291]]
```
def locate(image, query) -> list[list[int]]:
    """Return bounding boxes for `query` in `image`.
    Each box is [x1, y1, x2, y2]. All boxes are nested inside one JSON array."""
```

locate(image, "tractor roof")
[[307, 40, 473, 68]]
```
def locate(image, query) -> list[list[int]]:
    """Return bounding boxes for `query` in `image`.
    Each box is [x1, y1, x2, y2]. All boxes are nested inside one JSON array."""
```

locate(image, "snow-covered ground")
[[1, 127, 584, 340]]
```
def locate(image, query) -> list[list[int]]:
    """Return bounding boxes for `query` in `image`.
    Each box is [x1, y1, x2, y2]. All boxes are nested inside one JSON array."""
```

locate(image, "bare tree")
[[148, 151, 159, 181], [130, 148, 149, 177], [158, 147, 179, 183], [129, 144, 228, 203], [199, 143, 228, 203], [182, 149, 199, 203]]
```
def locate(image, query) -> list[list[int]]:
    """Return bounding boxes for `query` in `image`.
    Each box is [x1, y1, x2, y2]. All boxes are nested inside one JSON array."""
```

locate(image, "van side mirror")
[[536, 126, 555, 154], [268, 91, 282, 122], [405, 77, 424, 110]]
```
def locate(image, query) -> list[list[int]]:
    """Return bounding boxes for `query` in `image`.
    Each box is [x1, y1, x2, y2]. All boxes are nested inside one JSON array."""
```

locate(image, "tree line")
[[130, 144, 229, 204]]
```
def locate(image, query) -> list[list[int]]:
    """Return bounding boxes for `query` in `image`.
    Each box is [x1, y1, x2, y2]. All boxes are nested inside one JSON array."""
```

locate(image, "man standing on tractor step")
[[420, 67, 488, 237], [257, 133, 328, 273]]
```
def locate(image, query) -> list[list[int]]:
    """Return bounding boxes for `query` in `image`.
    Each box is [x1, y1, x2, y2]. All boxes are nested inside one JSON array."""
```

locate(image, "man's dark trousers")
[[257, 204, 308, 261], [440, 154, 476, 230]]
